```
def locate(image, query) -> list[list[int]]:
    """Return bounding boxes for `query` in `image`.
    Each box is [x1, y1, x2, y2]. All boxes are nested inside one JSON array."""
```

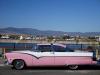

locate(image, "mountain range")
[[0, 27, 100, 37]]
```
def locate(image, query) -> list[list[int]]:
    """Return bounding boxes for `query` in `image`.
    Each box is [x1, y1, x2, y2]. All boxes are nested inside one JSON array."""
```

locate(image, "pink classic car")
[[5, 43, 96, 70]]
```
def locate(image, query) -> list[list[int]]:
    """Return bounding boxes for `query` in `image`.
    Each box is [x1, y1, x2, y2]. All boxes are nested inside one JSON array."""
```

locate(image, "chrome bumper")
[[4, 59, 11, 65]]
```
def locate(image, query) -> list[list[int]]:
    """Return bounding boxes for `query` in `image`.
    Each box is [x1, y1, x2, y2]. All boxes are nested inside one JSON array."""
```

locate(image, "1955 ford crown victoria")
[[5, 43, 96, 70]]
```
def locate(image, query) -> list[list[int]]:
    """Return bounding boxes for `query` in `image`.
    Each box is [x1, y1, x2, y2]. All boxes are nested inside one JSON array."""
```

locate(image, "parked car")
[[5, 43, 96, 70]]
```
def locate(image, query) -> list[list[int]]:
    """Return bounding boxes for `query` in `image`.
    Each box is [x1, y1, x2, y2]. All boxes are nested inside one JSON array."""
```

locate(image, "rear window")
[[53, 45, 74, 52]]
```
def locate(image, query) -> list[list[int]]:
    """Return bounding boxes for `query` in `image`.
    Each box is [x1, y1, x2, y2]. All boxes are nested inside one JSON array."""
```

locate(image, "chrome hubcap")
[[14, 60, 24, 69]]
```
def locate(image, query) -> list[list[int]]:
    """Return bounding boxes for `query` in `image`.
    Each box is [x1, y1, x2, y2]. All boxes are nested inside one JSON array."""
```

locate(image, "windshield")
[[31, 44, 39, 52], [31, 45, 52, 52]]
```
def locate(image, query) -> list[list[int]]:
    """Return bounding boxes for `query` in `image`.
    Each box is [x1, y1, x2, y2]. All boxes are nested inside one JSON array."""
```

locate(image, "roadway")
[[0, 65, 100, 75]]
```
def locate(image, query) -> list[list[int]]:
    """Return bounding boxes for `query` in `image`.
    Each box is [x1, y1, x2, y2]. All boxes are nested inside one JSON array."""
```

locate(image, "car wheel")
[[68, 65, 78, 70], [13, 60, 25, 70]]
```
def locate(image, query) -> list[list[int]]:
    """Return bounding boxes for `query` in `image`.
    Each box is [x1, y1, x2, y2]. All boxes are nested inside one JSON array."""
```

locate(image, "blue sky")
[[0, 0, 100, 32]]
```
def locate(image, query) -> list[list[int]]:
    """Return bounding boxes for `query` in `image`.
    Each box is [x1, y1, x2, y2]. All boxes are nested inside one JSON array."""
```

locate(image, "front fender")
[[5, 52, 36, 66]]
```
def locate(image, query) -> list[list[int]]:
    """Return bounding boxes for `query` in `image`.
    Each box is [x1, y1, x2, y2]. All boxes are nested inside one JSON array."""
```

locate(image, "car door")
[[53, 45, 67, 65], [36, 45, 55, 66]]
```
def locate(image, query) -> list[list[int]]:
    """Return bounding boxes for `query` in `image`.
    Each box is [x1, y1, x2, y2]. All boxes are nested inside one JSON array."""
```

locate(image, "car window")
[[53, 45, 66, 52], [31, 44, 41, 52], [53, 45, 74, 52], [38, 45, 52, 52]]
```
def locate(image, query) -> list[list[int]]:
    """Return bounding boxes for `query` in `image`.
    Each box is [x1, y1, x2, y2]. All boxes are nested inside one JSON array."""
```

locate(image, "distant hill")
[[0, 27, 100, 36]]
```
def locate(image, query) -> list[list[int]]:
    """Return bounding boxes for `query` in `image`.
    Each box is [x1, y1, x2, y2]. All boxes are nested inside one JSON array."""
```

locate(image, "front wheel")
[[68, 65, 78, 70], [12, 60, 25, 70]]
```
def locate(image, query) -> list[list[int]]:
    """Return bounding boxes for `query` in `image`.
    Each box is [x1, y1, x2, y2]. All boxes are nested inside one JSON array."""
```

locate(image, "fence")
[[0, 43, 100, 58]]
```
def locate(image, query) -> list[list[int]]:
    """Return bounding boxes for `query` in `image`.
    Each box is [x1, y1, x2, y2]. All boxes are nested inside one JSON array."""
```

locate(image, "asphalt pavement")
[[1, 58, 100, 75], [0, 65, 100, 75]]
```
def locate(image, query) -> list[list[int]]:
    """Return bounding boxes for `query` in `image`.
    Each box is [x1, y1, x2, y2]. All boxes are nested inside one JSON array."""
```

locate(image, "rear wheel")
[[68, 65, 78, 70], [12, 60, 25, 70]]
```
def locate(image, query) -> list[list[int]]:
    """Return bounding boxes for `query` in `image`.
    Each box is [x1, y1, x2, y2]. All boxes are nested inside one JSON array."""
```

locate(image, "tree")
[[88, 36, 96, 39], [88, 36, 96, 41], [47, 36, 54, 42], [9, 35, 20, 39], [62, 35, 70, 41], [75, 36, 79, 44]]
